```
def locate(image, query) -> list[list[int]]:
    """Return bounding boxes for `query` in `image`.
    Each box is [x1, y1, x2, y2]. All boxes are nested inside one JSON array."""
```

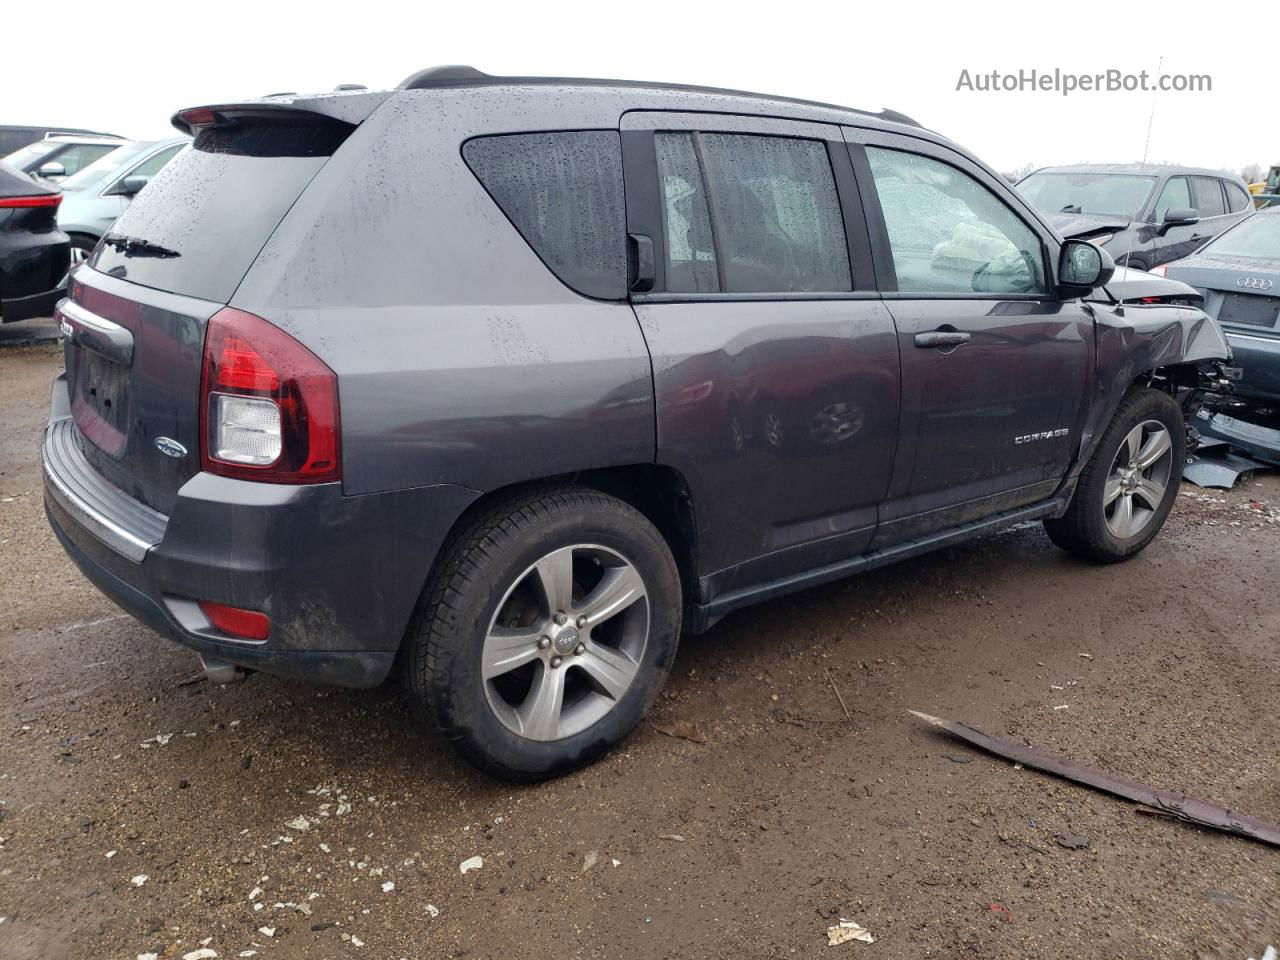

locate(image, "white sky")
[[4, 0, 1273, 176]]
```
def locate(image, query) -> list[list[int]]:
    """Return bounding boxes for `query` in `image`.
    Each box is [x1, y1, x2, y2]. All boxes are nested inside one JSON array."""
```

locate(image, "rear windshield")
[[89, 120, 350, 303], [1205, 213, 1280, 260]]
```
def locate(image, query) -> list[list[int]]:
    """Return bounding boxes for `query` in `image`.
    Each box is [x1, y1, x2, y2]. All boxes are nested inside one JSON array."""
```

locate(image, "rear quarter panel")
[[230, 90, 656, 498]]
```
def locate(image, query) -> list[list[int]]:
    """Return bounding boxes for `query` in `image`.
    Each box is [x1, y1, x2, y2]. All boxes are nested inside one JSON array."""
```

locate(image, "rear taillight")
[[0, 193, 61, 209], [199, 308, 340, 483]]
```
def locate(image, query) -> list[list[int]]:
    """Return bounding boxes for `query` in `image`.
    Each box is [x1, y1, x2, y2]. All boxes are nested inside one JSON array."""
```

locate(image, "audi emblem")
[[1236, 276, 1274, 290]]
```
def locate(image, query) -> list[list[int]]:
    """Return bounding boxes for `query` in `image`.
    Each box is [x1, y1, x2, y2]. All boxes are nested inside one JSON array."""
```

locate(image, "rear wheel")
[[68, 234, 96, 266], [405, 487, 681, 781], [1044, 388, 1184, 562]]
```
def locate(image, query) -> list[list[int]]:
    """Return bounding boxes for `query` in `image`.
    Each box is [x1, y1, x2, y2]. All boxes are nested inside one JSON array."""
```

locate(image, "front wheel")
[[1044, 387, 1184, 563], [405, 487, 681, 781]]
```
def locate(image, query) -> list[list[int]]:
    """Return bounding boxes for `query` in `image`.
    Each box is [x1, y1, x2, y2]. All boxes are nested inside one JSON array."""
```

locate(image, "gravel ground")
[[0, 341, 1277, 960]]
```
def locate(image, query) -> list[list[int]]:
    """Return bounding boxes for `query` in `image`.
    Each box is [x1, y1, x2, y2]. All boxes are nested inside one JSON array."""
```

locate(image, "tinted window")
[[1225, 181, 1252, 213], [699, 134, 850, 293], [1204, 214, 1280, 259], [1191, 177, 1226, 218], [655, 134, 719, 293], [91, 121, 350, 302], [1016, 171, 1155, 219], [867, 147, 1047, 295], [464, 131, 626, 300], [1154, 177, 1192, 220]]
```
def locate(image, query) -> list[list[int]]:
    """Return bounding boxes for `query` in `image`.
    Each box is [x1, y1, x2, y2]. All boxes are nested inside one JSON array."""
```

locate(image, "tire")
[[405, 486, 682, 781], [1044, 387, 1184, 563]]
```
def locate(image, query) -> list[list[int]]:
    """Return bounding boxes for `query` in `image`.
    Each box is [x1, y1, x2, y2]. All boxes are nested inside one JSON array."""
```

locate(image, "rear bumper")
[[1, 283, 64, 323], [1223, 329, 1280, 402], [43, 382, 478, 687]]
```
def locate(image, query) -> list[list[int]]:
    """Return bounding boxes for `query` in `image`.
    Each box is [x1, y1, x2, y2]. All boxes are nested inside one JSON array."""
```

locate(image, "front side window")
[[51, 143, 117, 176], [463, 131, 626, 300], [653, 132, 851, 294], [1154, 177, 1192, 220], [1191, 177, 1226, 218], [867, 147, 1047, 295]]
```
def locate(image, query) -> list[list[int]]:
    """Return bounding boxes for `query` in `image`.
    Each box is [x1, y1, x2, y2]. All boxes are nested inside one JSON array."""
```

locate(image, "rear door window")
[[1191, 177, 1226, 218], [463, 131, 626, 300], [1154, 177, 1192, 220], [866, 147, 1047, 295], [90, 121, 350, 303], [652, 132, 851, 293]]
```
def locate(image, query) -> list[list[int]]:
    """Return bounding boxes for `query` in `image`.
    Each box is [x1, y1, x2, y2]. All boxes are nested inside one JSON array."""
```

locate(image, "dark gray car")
[[1161, 208, 1280, 404], [43, 68, 1232, 780], [1018, 163, 1255, 271]]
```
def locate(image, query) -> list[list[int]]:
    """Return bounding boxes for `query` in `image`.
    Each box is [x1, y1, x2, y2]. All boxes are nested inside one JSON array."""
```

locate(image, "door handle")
[[628, 233, 655, 293], [914, 330, 971, 349]]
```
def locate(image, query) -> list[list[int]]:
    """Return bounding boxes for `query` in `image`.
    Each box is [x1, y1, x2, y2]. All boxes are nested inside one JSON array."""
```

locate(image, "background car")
[[0, 124, 121, 156], [0, 160, 69, 323], [1017, 163, 1254, 271], [57, 138, 189, 264], [1159, 208, 1280, 406], [2, 133, 126, 183]]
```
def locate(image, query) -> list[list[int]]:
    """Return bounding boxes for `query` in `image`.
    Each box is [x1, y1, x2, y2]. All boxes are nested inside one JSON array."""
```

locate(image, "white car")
[[57, 138, 189, 263]]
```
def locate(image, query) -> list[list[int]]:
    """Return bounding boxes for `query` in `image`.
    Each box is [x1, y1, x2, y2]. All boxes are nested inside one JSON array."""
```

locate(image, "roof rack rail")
[[393, 65, 923, 129], [334, 83, 368, 91], [399, 65, 493, 89]]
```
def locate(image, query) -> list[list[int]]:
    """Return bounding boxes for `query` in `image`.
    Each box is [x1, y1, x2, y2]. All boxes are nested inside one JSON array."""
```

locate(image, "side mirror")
[[1058, 239, 1115, 294], [1158, 206, 1200, 235], [111, 176, 150, 197], [38, 161, 66, 180]]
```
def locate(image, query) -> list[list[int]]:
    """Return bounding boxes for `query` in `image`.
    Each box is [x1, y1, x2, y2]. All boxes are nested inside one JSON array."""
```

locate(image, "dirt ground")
[[0, 334, 1276, 960]]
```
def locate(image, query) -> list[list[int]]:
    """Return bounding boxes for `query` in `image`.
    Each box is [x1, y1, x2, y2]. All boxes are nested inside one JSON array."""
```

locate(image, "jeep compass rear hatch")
[[59, 107, 359, 515]]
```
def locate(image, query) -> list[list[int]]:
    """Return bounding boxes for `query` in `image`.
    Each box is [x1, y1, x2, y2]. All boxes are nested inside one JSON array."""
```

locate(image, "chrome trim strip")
[[59, 298, 126, 335], [1224, 331, 1280, 345], [42, 419, 164, 563]]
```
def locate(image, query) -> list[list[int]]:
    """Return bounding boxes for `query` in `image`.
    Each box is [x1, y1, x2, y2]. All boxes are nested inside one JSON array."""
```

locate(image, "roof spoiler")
[[170, 90, 389, 135]]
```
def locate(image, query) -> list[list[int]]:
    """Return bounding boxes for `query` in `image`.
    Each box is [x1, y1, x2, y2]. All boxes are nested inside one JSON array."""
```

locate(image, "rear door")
[[1151, 175, 1212, 265], [621, 111, 901, 596], [847, 128, 1091, 546], [59, 114, 354, 515]]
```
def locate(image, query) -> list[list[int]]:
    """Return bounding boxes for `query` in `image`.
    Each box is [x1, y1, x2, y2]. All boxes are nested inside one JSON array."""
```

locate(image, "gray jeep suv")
[[44, 67, 1232, 780]]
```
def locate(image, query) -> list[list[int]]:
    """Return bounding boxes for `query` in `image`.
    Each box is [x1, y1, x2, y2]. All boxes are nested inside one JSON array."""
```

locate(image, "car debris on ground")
[[910, 711, 1280, 847], [826, 918, 875, 945]]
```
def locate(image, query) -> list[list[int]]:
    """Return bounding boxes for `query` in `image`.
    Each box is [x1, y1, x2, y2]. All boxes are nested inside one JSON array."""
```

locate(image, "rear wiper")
[[102, 235, 181, 259], [1059, 204, 1082, 214]]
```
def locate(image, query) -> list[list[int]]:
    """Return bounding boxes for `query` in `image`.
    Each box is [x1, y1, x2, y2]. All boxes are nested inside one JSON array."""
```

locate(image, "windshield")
[[1204, 214, 1280, 260], [90, 120, 351, 302], [1017, 172, 1156, 220], [1, 141, 53, 170], [60, 144, 135, 191]]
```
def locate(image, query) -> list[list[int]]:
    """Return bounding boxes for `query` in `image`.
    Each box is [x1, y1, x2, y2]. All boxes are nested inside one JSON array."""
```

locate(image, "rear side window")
[[1225, 181, 1252, 213], [90, 120, 350, 303], [126, 143, 186, 181], [463, 131, 626, 300], [653, 132, 851, 294], [1191, 177, 1226, 218]]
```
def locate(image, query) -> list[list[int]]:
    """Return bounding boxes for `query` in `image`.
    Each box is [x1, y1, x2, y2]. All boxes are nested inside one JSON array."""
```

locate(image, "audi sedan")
[[1159, 209, 1280, 405]]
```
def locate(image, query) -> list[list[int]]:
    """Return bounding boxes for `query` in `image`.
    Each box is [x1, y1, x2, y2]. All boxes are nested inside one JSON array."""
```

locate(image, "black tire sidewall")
[[423, 494, 681, 780]]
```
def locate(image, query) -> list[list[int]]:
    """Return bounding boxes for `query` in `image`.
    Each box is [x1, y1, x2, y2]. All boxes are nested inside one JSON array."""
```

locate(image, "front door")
[[621, 111, 901, 599], [847, 131, 1092, 547]]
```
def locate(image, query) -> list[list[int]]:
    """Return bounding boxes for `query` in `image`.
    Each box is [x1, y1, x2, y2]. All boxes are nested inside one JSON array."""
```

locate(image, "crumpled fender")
[[1068, 302, 1231, 484]]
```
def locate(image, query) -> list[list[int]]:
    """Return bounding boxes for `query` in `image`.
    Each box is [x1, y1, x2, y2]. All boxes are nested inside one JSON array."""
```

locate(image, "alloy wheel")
[[482, 544, 649, 742], [1103, 419, 1174, 539]]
